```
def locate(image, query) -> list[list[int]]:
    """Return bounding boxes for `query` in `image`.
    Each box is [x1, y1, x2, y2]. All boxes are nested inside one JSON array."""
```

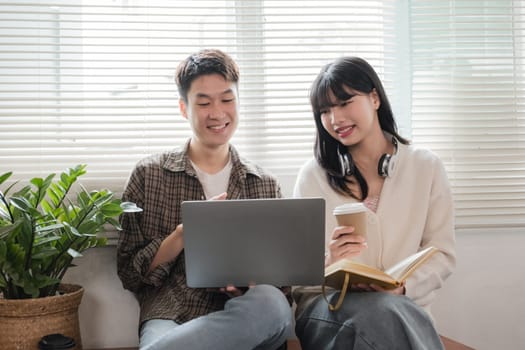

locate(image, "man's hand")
[[219, 284, 254, 298], [210, 192, 227, 201], [149, 192, 228, 272], [149, 223, 184, 272]]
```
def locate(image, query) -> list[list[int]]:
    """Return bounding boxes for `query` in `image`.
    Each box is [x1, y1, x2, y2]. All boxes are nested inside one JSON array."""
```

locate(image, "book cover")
[[322, 246, 438, 310]]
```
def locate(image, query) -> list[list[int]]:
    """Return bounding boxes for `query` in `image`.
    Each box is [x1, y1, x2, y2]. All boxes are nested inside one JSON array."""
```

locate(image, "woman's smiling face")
[[319, 87, 380, 147]]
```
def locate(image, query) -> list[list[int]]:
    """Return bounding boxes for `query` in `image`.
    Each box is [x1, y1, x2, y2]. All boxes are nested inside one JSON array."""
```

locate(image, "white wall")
[[431, 228, 525, 350], [64, 247, 140, 348], [63, 228, 525, 350]]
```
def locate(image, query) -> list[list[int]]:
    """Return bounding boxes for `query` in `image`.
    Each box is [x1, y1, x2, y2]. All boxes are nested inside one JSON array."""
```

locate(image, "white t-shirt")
[[191, 157, 232, 199]]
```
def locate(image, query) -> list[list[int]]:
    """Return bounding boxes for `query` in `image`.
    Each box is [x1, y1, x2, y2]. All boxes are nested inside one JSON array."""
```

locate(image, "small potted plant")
[[0, 164, 140, 349]]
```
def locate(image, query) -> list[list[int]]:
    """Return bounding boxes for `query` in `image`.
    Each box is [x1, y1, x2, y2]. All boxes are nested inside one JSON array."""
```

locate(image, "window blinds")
[[1, 0, 523, 230], [409, 0, 525, 229], [0, 0, 395, 191]]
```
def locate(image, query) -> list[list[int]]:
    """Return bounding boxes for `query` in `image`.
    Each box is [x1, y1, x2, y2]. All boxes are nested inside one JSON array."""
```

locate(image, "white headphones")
[[378, 137, 398, 177], [338, 149, 353, 177], [339, 137, 398, 178]]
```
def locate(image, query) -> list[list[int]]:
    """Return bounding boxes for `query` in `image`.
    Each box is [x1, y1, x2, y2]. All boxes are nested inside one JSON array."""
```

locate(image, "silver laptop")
[[182, 197, 325, 288]]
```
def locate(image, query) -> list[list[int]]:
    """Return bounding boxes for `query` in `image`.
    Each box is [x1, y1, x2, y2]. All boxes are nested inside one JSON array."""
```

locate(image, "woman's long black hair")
[[310, 56, 409, 199]]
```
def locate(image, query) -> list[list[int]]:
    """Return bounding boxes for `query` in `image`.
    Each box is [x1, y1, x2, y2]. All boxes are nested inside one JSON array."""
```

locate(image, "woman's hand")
[[326, 225, 367, 266], [352, 282, 406, 295]]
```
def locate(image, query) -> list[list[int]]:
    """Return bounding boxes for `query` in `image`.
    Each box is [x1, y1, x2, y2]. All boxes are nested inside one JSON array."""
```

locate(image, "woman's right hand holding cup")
[[327, 202, 368, 265], [326, 225, 367, 265]]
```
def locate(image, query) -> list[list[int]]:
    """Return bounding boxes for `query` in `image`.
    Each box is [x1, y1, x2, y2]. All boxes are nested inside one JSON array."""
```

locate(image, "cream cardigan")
[[293, 141, 456, 314]]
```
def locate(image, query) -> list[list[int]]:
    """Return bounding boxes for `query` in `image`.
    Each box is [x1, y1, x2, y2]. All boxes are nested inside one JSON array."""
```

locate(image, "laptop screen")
[[182, 197, 325, 288]]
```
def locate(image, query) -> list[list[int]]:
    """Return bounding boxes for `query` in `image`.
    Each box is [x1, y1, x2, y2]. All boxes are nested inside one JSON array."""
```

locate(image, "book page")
[[384, 246, 437, 281], [325, 259, 396, 283]]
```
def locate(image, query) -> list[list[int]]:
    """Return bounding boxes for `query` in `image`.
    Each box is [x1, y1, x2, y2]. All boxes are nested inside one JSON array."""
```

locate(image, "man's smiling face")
[[180, 73, 239, 150]]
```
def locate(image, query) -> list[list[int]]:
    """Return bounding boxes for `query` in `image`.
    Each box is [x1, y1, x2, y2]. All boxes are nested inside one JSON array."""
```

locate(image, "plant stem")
[[23, 217, 36, 272], [47, 234, 89, 295], [54, 175, 75, 211]]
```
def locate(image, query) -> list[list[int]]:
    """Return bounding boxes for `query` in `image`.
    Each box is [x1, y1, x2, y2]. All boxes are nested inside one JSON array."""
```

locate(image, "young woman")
[[293, 57, 456, 349]]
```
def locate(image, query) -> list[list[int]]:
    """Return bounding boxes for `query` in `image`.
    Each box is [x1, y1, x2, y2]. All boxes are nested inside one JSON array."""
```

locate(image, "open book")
[[323, 246, 438, 310]]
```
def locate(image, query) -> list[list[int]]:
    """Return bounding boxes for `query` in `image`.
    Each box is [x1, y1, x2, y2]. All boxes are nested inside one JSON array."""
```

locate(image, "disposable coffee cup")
[[333, 203, 368, 237]]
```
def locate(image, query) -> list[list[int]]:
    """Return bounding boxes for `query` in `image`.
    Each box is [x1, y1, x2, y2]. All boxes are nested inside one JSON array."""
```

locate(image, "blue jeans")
[[295, 291, 444, 350], [140, 284, 292, 350]]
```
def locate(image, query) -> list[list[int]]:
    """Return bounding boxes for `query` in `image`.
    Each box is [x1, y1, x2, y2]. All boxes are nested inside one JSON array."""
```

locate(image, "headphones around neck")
[[378, 153, 395, 177], [339, 137, 398, 178]]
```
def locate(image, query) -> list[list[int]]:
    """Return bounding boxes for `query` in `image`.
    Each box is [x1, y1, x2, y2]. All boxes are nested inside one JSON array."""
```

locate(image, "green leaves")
[[0, 165, 139, 299], [0, 171, 13, 186]]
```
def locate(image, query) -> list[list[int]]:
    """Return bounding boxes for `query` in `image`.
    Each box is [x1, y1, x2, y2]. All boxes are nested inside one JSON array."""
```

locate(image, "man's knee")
[[249, 284, 291, 318]]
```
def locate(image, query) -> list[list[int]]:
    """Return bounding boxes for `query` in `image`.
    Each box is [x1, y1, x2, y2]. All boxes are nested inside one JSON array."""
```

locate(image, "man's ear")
[[179, 98, 188, 119]]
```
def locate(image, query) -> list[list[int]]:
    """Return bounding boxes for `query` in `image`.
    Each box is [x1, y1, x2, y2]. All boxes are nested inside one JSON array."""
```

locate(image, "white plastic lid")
[[333, 202, 367, 215]]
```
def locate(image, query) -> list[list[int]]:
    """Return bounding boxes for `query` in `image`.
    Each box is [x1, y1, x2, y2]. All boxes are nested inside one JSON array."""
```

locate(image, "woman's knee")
[[296, 293, 438, 350], [302, 292, 428, 326], [363, 292, 414, 312], [363, 293, 430, 322]]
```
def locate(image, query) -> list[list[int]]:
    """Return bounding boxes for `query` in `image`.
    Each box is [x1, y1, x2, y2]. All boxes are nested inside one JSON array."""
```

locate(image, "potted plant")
[[0, 164, 140, 349]]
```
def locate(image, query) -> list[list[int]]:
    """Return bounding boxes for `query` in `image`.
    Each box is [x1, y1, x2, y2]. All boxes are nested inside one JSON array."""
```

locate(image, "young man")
[[117, 49, 292, 350]]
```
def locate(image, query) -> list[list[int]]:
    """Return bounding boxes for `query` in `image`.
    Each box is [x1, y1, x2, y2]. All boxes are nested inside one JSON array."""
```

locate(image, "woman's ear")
[[371, 88, 380, 109]]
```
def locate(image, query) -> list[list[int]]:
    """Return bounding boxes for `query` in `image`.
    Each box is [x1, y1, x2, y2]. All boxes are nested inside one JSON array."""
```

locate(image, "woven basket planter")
[[0, 283, 84, 350]]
